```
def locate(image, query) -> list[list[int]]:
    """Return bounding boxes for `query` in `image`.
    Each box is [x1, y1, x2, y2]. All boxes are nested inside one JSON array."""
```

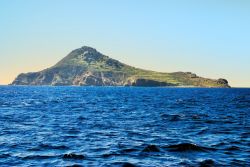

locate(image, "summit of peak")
[[80, 46, 97, 51]]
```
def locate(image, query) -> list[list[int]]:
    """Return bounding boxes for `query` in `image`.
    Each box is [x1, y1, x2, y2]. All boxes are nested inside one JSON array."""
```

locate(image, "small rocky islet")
[[11, 46, 230, 87]]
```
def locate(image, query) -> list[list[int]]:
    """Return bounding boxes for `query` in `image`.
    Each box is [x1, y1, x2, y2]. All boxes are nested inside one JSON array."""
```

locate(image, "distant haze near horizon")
[[1, 0, 250, 87]]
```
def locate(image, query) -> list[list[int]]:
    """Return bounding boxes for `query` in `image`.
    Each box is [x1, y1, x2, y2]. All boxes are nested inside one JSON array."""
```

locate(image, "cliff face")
[[11, 46, 230, 87]]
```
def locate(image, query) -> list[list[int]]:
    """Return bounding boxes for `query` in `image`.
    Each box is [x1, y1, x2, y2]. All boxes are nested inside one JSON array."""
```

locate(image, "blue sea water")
[[0, 86, 249, 167]]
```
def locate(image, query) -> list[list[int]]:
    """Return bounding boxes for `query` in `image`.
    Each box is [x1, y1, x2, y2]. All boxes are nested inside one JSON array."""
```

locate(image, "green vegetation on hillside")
[[11, 46, 230, 87]]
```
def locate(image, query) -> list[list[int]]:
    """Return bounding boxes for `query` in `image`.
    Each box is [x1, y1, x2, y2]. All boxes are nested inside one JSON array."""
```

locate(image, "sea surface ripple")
[[0, 86, 249, 166]]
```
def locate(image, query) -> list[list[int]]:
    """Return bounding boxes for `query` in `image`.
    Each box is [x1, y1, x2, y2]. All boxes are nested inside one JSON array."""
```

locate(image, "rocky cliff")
[[11, 46, 230, 87]]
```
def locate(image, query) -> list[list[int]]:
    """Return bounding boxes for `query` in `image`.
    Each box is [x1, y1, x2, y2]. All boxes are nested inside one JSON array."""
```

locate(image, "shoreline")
[[2, 85, 249, 88]]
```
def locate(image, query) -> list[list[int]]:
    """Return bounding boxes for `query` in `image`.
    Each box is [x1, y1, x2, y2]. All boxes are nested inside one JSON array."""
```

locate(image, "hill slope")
[[11, 46, 230, 87]]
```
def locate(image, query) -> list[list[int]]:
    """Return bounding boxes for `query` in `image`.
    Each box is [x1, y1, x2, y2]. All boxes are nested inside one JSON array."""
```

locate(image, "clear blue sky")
[[0, 0, 249, 87]]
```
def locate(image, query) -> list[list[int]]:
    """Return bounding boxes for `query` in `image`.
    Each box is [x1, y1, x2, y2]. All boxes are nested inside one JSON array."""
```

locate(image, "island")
[[11, 46, 230, 87]]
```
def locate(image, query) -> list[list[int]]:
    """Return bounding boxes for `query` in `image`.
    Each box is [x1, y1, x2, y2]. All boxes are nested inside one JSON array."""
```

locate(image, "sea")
[[0, 86, 249, 167]]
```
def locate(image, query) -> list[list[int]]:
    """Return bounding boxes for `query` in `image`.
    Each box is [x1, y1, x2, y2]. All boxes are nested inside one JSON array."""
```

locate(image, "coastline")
[[2, 84, 242, 88]]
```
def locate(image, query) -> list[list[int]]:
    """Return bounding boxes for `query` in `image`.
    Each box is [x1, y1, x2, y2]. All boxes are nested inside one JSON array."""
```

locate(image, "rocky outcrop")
[[11, 46, 230, 87], [217, 78, 228, 85], [130, 79, 176, 87]]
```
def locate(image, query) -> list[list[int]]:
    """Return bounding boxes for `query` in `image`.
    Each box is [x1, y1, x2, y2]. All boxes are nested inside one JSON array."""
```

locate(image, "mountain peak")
[[11, 46, 230, 88], [69, 46, 99, 56], [55, 46, 108, 66], [81, 46, 97, 51]]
